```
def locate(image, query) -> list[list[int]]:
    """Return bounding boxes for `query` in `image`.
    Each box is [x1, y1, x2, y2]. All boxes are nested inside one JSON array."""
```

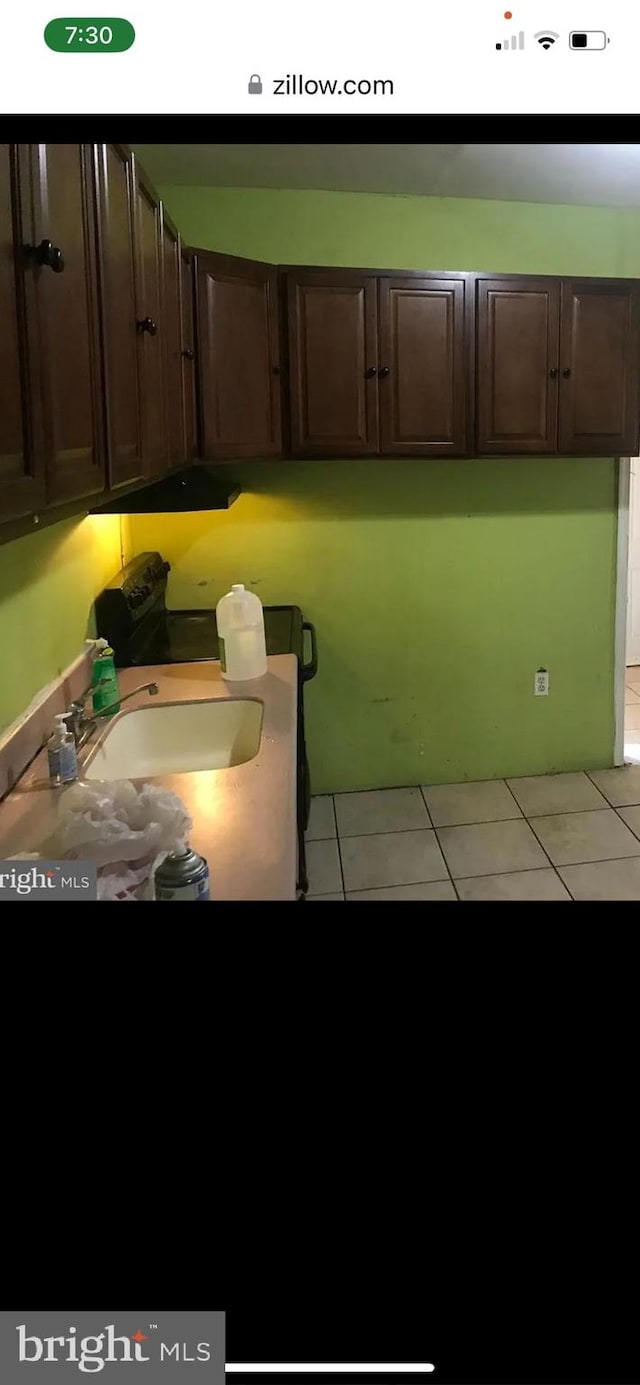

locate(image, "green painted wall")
[[129, 186, 633, 792], [0, 516, 123, 733], [132, 458, 618, 789], [161, 185, 640, 277]]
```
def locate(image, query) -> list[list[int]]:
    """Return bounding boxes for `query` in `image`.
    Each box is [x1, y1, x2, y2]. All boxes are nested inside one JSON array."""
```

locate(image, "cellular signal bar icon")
[[496, 30, 524, 48]]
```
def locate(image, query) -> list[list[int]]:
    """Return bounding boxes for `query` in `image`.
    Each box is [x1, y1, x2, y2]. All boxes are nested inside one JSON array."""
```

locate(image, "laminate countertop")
[[0, 656, 299, 901]]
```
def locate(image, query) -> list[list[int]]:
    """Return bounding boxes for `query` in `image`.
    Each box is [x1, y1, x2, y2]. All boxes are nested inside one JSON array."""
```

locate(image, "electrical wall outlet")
[[534, 668, 549, 696]]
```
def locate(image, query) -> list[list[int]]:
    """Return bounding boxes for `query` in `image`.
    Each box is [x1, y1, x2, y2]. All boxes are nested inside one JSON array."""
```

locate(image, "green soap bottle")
[[91, 639, 120, 715]]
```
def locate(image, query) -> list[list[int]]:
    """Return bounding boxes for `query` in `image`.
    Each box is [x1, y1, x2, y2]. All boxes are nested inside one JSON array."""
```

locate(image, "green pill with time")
[[44, 18, 135, 51]]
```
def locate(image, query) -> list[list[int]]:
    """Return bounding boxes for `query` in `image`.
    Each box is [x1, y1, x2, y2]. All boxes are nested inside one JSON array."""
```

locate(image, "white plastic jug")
[[216, 584, 268, 681]]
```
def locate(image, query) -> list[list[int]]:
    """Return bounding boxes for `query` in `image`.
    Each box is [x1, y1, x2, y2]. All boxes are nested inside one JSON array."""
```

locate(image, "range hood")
[[89, 465, 240, 515]]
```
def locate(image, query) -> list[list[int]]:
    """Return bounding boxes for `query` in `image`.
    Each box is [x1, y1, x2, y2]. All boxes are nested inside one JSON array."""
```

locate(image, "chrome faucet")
[[66, 682, 159, 751]]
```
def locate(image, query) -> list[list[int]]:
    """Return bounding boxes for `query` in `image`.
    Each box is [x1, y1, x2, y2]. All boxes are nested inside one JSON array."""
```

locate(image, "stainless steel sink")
[[83, 697, 263, 780]]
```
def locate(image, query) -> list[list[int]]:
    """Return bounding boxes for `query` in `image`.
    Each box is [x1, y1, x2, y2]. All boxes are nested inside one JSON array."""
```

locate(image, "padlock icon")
[[248, 74, 263, 94]]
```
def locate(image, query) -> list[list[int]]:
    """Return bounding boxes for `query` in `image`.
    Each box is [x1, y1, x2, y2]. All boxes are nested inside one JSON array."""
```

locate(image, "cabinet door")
[[31, 143, 105, 502], [287, 271, 379, 457], [559, 279, 640, 455], [476, 279, 560, 454], [161, 207, 185, 468], [197, 251, 282, 460], [134, 161, 166, 475], [181, 251, 198, 461], [0, 144, 46, 521], [96, 143, 144, 488], [378, 276, 467, 455]]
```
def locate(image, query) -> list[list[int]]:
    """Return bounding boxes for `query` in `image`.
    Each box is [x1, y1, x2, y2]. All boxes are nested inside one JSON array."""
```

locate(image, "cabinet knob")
[[549, 368, 559, 378], [273, 364, 281, 375], [563, 368, 572, 378], [137, 316, 157, 336], [28, 239, 65, 273], [365, 366, 377, 379], [378, 366, 390, 378], [182, 347, 194, 361]]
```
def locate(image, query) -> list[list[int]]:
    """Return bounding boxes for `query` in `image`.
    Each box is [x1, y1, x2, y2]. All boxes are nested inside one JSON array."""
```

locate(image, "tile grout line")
[[450, 871, 462, 901], [313, 802, 631, 837], [583, 767, 631, 803], [518, 804, 608, 819], [449, 863, 563, 881], [433, 824, 460, 891], [522, 813, 579, 893], [431, 821, 457, 895], [422, 780, 614, 821], [332, 795, 347, 896], [503, 780, 527, 816], [335, 823, 460, 837], [613, 806, 640, 841], [521, 838, 640, 875]]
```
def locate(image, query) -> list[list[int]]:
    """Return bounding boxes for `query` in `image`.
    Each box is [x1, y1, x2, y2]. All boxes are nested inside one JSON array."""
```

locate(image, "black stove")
[[131, 602, 310, 669], [142, 608, 219, 665], [95, 552, 318, 896], [95, 551, 313, 671]]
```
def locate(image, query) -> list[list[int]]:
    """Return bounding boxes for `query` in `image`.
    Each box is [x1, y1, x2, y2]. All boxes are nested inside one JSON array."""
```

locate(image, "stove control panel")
[[95, 552, 171, 664]]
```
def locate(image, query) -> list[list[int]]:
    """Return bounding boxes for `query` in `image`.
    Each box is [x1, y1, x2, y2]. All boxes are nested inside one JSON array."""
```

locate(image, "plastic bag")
[[45, 779, 192, 867]]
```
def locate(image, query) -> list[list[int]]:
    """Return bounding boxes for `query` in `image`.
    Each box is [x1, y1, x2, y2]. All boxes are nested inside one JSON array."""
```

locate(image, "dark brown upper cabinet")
[[0, 144, 46, 521], [133, 159, 166, 476], [29, 143, 105, 503], [286, 269, 468, 458], [476, 278, 559, 455], [160, 206, 185, 469], [95, 143, 144, 489], [181, 251, 198, 462], [476, 276, 640, 456], [558, 279, 640, 455], [196, 251, 282, 460], [378, 276, 467, 455], [5, 180, 640, 545], [287, 270, 379, 457]]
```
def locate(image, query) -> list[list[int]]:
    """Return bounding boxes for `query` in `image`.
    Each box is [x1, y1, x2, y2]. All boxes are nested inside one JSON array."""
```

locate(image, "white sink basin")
[[83, 698, 263, 780]]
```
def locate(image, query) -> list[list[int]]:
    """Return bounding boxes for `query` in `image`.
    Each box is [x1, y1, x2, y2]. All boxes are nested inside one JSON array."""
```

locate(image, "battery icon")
[[569, 30, 609, 48]]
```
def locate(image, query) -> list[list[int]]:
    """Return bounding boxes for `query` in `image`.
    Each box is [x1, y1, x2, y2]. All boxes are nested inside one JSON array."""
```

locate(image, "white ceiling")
[[132, 144, 640, 207]]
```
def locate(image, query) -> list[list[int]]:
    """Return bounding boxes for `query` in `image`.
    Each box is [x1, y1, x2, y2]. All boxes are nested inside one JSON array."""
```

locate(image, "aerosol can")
[[154, 846, 210, 900]]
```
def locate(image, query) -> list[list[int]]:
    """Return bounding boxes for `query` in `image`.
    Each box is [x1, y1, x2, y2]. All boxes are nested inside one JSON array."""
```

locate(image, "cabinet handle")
[[563, 368, 571, 378], [28, 239, 65, 273], [137, 316, 157, 336], [365, 366, 377, 379], [182, 347, 194, 360], [378, 366, 390, 378], [549, 368, 559, 378], [273, 364, 281, 375]]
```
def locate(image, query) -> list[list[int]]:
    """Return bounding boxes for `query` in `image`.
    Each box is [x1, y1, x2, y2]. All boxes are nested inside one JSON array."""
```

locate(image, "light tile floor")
[[305, 768, 640, 900]]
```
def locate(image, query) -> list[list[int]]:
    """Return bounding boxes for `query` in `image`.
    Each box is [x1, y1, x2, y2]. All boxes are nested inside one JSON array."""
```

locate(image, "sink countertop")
[[0, 656, 299, 902]]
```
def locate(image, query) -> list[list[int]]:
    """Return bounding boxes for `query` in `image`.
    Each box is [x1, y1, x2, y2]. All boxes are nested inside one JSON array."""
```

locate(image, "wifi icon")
[[534, 29, 559, 46]]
